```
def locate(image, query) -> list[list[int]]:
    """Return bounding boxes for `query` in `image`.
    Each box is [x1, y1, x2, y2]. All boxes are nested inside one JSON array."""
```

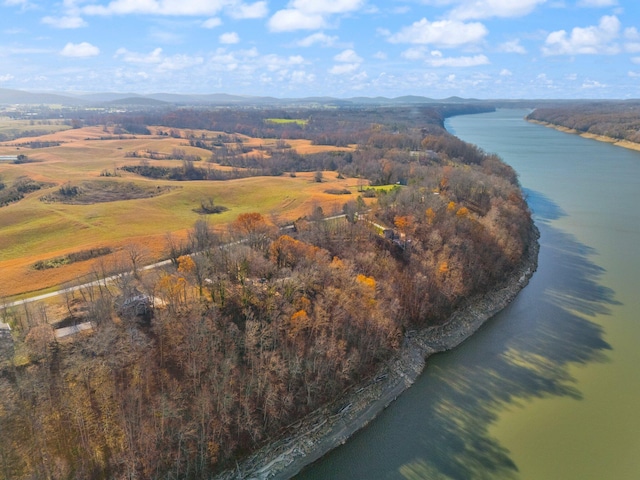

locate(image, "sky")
[[1, 0, 639, 99]]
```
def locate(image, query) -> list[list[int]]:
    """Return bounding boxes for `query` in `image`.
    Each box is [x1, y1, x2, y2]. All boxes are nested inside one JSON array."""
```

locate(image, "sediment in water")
[[214, 223, 541, 480]]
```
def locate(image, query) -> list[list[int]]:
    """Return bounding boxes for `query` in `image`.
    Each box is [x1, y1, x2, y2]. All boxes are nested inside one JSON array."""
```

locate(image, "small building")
[[115, 291, 153, 319]]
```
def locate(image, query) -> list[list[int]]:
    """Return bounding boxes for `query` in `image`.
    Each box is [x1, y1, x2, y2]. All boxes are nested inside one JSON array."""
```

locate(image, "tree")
[[125, 242, 147, 279]]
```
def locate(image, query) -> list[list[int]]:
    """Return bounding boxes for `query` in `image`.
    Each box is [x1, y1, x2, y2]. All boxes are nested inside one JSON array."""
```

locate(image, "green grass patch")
[[264, 118, 309, 126]]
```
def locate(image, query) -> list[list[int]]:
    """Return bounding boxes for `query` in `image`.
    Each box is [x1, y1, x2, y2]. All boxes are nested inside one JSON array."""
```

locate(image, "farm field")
[[0, 123, 357, 299], [0, 116, 72, 140]]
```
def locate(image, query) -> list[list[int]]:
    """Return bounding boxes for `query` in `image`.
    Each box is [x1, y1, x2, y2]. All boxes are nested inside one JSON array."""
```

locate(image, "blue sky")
[[1, 0, 639, 98]]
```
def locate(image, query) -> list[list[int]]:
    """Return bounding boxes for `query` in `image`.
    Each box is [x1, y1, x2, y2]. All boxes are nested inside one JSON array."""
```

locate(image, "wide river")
[[296, 109, 640, 479]]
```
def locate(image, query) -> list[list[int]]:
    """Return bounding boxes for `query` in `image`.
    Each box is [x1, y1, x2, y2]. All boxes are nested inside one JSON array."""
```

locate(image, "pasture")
[[0, 124, 357, 298]]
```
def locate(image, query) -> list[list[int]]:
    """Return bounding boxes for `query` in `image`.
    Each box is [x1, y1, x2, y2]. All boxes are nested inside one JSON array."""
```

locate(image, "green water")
[[296, 109, 640, 479]]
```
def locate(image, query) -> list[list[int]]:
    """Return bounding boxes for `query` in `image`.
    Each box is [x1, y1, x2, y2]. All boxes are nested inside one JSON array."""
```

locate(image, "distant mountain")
[[0, 87, 497, 108], [106, 96, 170, 106], [76, 92, 143, 103], [0, 88, 87, 105]]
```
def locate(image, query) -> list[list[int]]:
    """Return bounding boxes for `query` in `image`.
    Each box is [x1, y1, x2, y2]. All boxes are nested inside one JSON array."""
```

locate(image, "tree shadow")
[[296, 190, 618, 480]]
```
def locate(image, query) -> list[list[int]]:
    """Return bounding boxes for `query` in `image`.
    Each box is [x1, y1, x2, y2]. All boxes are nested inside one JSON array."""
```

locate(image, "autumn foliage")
[[0, 105, 535, 480]]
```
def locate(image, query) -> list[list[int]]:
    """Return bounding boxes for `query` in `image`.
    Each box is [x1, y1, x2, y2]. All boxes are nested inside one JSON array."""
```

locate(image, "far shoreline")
[[527, 119, 640, 152], [213, 223, 541, 480]]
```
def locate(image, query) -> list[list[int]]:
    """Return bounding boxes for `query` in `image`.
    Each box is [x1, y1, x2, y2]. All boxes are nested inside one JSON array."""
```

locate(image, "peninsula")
[[0, 103, 536, 479]]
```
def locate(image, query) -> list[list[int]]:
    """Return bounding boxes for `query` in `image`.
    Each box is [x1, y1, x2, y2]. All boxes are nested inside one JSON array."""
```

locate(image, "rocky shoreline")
[[214, 224, 540, 480]]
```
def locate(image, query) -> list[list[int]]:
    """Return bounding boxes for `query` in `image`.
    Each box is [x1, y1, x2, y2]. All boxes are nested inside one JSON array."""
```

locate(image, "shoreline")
[[214, 223, 540, 480], [526, 119, 640, 152]]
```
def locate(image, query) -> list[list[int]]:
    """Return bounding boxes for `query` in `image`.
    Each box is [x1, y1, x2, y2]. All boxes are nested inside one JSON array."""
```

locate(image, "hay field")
[[0, 125, 357, 299]]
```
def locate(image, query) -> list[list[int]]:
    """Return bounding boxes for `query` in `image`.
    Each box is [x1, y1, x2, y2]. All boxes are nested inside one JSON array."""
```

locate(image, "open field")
[[0, 116, 71, 139], [264, 118, 309, 126], [0, 125, 357, 299]]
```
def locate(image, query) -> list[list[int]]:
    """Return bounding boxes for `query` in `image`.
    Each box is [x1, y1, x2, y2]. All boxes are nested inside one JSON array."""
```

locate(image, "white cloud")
[[268, 9, 326, 32], [202, 17, 222, 28], [624, 27, 640, 52], [42, 15, 87, 29], [500, 68, 512, 76], [115, 46, 203, 72], [60, 42, 99, 57], [115, 47, 164, 64], [625, 27, 640, 41], [261, 53, 305, 71], [83, 0, 227, 16], [3, 0, 30, 6], [542, 15, 621, 55], [290, 70, 316, 84], [373, 51, 387, 60], [582, 79, 606, 88], [329, 63, 360, 75], [268, 0, 365, 32], [387, 18, 488, 47], [334, 49, 362, 63], [157, 54, 204, 71], [401, 47, 428, 60], [632, 57, 640, 64], [447, 0, 547, 20], [498, 39, 527, 54], [219, 32, 240, 44], [629, 71, 640, 77], [330, 48, 363, 75], [536, 72, 553, 85], [577, 0, 617, 6], [0, 74, 15, 82], [426, 53, 490, 67], [289, 0, 365, 15], [297, 32, 338, 47], [228, 1, 268, 19]]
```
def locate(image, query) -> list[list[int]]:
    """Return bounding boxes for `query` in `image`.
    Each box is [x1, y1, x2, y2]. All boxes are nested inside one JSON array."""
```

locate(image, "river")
[[295, 109, 640, 479]]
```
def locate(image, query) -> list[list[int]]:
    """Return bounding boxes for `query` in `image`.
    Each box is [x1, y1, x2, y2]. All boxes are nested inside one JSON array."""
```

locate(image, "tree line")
[[527, 101, 640, 143]]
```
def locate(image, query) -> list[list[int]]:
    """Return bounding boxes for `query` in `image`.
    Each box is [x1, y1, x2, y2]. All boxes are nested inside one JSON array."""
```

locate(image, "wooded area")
[[527, 101, 640, 143], [0, 105, 535, 479]]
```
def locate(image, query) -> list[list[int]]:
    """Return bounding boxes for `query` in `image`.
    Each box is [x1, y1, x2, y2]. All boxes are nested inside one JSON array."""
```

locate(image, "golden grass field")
[[0, 123, 357, 299]]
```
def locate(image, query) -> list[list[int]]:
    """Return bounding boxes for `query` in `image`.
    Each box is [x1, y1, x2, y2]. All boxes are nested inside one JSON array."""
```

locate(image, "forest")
[[0, 104, 535, 479], [526, 101, 640, 143]]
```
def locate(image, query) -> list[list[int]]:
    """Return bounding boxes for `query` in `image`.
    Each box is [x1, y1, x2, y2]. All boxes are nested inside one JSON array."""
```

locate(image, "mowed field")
[[0, 124, 356, 299]]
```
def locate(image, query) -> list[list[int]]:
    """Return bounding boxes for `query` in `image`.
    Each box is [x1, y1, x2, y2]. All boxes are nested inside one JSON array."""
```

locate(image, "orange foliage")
[[289, 309, 310, 338], [231, 212, 267, 235], [438, 261, 449, 274], [456, 207, 469, 217], [447, 201, 456, 212], [177, 255, 196, 274], [356, 274, 376, 290], [270, 235, 320, 268], [394, 215, 413, 233]]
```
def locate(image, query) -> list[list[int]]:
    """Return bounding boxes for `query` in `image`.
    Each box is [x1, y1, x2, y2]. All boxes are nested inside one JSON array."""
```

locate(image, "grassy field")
[[0, 124, 357, 299], [264, 118, 309, 126], [0, 116, 71, 139]]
